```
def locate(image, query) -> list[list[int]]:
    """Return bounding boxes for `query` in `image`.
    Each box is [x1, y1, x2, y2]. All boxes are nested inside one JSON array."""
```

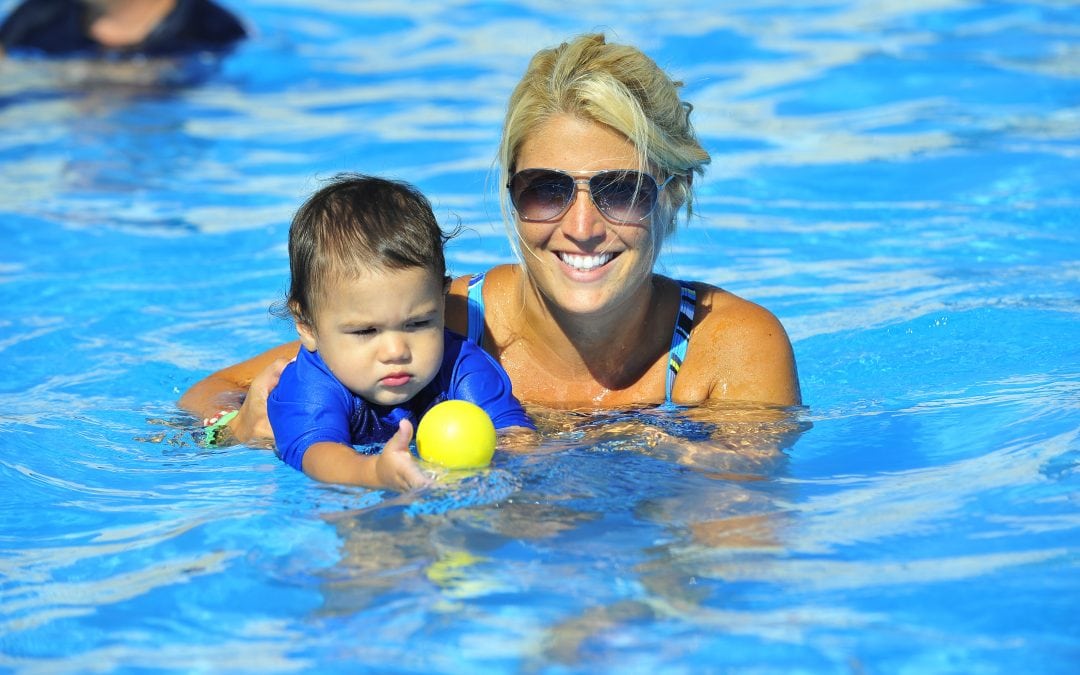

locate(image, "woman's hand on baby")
[[376, 419, 431, 491], [231, 357, 291, 445]]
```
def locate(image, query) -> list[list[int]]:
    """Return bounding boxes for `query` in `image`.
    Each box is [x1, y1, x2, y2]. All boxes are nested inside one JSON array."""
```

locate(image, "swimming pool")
[[1, 0, 1077, 672]]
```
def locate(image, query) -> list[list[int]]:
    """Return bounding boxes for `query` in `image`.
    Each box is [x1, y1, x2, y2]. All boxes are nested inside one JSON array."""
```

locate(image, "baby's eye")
[[408, 319, 434, 329], [352, 327, 377, 337]]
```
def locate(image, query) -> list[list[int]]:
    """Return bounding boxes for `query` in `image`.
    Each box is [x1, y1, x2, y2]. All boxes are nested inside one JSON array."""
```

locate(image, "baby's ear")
[[295, 321, 318, 352], [290, 301, 318, 351]]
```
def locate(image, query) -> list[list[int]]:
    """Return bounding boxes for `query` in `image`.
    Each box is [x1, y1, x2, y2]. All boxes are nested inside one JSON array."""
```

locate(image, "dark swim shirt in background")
[[0, 0, 246, 57]]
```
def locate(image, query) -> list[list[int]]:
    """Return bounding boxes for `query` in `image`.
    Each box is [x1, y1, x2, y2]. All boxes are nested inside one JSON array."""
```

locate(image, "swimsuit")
[[0, 0, 246, 57], [268, 329, 534, 472], [466, 272, 697, 404]]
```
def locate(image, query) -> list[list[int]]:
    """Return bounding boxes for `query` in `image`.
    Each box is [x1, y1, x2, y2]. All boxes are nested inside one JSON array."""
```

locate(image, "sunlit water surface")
[[1, 1, 1078, 672]]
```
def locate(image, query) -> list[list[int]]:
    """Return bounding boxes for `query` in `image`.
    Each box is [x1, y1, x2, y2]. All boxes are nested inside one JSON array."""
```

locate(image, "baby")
[[267, 174, 533, 490]]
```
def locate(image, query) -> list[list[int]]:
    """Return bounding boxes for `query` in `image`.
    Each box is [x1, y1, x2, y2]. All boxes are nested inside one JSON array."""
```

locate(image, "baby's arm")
[[300, 419, 429, 491]]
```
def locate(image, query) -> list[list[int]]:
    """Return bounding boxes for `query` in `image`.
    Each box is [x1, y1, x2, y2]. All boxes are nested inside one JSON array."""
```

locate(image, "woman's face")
[[513, 114, 661, 319]]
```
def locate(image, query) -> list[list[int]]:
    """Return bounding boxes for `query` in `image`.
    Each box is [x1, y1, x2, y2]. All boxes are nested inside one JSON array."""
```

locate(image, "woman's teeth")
[[559, 252, 613, 271]]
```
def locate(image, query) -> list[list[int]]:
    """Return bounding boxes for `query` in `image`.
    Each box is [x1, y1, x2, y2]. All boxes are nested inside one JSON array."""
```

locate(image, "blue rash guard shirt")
[[268, 329, 533, 472]]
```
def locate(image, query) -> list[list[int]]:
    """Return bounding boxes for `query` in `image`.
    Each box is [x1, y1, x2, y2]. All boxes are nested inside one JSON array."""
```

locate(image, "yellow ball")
[[416, 400, 497, 469]]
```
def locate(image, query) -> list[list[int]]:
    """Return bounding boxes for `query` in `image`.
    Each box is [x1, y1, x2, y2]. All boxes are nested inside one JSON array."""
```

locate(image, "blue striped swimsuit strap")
[[665, 281, 697, 404], [466, 272, 487, 346]]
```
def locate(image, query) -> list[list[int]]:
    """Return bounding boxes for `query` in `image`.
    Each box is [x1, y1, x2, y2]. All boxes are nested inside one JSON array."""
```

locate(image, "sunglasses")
[[507, 168, 674, 224]]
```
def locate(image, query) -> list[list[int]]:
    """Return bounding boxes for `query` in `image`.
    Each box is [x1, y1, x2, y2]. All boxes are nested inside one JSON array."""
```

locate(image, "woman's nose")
[[561, 183, 607, 243]]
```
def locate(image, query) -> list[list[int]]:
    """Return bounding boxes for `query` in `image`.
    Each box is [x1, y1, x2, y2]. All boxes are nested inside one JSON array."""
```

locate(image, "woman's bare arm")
[[178, 340, 299, 445], [179, 270, 483, 445], [682, 286, 802, 407]]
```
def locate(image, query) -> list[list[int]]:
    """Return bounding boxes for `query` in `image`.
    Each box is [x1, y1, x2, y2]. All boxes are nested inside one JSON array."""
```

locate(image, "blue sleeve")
[[0, 0, 93, 55], [267, 350, 354, 471], [448, 337, 535, 430], [141, 0, 247, 56]]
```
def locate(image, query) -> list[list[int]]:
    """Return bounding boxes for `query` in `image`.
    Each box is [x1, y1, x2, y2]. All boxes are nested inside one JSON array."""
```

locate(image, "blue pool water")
[[1, 1, 1078, 672]]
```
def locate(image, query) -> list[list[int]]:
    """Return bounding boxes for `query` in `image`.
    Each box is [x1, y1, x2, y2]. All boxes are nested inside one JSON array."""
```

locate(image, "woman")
[[179, 33, 801, 446]]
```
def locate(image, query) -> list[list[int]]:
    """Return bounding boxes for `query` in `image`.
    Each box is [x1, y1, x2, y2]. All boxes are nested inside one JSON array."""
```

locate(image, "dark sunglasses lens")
[[510, 169, 574, 221], [590, 171, 658, 222]]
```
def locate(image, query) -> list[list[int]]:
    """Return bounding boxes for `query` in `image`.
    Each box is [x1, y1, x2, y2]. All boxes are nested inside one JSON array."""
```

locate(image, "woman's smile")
[[557, 251, 616, 272]]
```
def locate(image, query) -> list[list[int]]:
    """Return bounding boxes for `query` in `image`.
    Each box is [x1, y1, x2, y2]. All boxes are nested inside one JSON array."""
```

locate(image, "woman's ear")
[[676, 172, 692, 204]]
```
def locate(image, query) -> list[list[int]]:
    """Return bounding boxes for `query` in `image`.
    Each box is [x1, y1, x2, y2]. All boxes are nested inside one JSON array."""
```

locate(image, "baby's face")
[[297, 266, 445, 406]]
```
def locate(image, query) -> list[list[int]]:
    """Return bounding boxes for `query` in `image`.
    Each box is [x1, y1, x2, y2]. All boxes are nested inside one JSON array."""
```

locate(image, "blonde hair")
[[499, 33, 711, 246]]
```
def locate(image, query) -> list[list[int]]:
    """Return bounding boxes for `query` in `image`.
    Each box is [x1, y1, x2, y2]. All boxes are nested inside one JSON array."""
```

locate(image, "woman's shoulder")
[[448, 264, 516, 292], [687, 281, 786, 336], [678, 279, 801, 405], [446, 264, 517, 335]]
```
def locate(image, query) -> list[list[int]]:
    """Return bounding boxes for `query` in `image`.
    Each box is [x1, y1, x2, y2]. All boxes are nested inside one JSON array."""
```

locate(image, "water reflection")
[[306, 402, 807, 670], [1, 0, 1077, 670]]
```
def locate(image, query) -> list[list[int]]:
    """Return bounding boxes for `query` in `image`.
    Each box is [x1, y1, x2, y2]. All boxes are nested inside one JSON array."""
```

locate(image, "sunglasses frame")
[[507, 168, 675, 224]]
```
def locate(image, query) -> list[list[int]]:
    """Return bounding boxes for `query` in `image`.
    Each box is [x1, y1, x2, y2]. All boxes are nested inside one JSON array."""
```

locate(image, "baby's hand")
[[375, 419, 430, 491]]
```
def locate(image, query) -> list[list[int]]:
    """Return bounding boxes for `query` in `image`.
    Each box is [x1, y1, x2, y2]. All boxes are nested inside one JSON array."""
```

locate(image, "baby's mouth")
[[381, 373, 411, 387], [558, 252, 615, 272]]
